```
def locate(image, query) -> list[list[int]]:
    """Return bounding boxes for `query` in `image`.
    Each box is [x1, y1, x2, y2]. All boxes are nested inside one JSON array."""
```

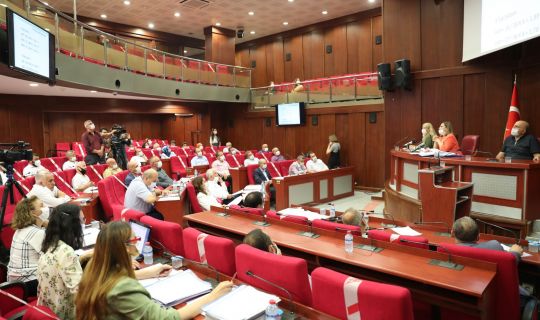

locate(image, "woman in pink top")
[[434, 121, 461, 153]]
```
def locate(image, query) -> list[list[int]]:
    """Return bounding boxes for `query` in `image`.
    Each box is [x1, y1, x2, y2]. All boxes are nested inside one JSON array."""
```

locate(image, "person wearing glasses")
[[76, 221, 233, 319]]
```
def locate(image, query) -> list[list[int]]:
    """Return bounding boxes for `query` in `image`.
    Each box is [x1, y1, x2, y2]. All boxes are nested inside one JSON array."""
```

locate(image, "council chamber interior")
[[1, 0, 540, 319]]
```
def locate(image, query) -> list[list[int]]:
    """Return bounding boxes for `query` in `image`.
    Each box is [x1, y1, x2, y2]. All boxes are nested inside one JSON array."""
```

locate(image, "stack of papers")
[[391, 226, 422, 236], [158, 194, 181, 202], [501, 243, 532, 257], [202, 285, 280, 320], [417, 150, 457, 157], [278, 207, 328, 221], [141, 269, 212, 307], [82, 227, 100, 247]]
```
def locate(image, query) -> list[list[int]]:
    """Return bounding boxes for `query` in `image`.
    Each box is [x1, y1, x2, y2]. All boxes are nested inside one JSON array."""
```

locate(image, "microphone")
[[398, 239, 464, 270], [411, 142, 425, 152], [394, 136, 410, 148], [403, 139, 416, 148], [274, 212, 316, 238], [414, 221, 451, 236], [246, 270, 296, 317], [474, 218, 519, 244], [381, 212, 397, 228]]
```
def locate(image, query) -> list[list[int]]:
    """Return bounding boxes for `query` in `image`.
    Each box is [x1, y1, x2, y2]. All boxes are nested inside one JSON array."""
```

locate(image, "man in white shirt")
[[124, 169, 168, 220], [244, 151, 259, 167], [62, 150, 78, 170], [306, 152, 329, 173], [205, 169, 237, 204], [72, 162, 95, 193], [23, 154, 45, 177], [27, 170, 70, 209], [190, 148, 209, 167], [223, 142, 238, 154], [130, 148, 148, 166]]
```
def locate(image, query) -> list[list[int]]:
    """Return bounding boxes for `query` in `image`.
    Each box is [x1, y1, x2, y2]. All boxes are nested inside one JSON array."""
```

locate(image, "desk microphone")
[[381, 212, 397, 228], [394, 136, 410, 148], [398, 239, 464, 270], [403, 139, 416, 148], [246, 271, 296, 317], [414, 221, 451, 236], [474, 218, 519, 244], [411, 142, 425, 152]]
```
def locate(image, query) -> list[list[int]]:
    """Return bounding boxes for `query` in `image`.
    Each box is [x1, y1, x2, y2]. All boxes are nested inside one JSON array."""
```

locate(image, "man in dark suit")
[[252, 159, 275, 206]]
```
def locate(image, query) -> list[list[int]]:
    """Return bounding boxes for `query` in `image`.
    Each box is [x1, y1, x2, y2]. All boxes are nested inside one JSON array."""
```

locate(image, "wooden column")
[[204, 26, 236, 65]]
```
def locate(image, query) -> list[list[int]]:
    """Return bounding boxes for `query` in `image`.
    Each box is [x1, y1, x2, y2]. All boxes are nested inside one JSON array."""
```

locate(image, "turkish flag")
[[503, 82, 520, 140]]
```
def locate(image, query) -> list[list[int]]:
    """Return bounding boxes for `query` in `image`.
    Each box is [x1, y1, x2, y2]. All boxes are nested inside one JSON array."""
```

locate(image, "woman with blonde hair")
[[7, 196, 46, 296], [326, 134, 341, 169], [76, 221, 232, 320], [421, 122, 436, 149]]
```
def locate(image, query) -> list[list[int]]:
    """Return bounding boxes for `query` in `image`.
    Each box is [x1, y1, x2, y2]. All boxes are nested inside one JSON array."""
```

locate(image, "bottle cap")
[[269, 299, 276, 304]]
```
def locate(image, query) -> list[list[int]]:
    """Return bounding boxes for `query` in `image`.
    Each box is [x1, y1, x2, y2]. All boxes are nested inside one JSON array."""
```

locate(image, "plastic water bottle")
[[345, 231, 354, 253], [260, 181, 266, 197], [265, 299, 279, 319], [329, 203, 336, 218], [143, 242, 153, 265]]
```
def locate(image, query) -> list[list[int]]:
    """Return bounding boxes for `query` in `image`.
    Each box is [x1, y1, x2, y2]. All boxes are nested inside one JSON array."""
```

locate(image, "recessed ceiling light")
[[283, 21, 288, 25], [322, 10, 328, 15], [43, 2, 48, 5], [29, 83, 39, 87], [100, 14, 107, 19], [368, 0, 376, 2], [123, 0, 130, 5], [184, 50, 188, 53], [148, 22, 154, 29], [288, 0, 294, 2], [250, 30, 255, 34], [174, 12, 180, 17], [248, 11, 254, 16], [215, 22, 221, 26], [90, 90, 97, 93]]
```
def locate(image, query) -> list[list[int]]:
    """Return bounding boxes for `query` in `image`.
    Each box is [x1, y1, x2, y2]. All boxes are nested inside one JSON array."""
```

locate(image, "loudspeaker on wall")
[[394, 59, 412, 90], [311, 115, 318, 126], [377, 63, 392, 91]]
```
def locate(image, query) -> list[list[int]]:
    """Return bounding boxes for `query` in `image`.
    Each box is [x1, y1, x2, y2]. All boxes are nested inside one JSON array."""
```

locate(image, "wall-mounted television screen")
[[6, 8, 55, 82], [275, 102, 306, 126]]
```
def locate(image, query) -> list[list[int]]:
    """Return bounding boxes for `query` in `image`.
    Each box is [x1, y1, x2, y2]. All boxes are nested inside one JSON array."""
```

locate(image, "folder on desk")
[[141, 269, 212, 307], [202, 285, 280, 320], [82, 227, 100, 247]]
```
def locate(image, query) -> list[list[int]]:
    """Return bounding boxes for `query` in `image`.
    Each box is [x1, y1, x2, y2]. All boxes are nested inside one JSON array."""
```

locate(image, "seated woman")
[[419, 122, 437, 149], [193, 176, 221, 211], [433, 121, 461, 153], [7, 196, 47, 296], [76, 221, 232, 320]]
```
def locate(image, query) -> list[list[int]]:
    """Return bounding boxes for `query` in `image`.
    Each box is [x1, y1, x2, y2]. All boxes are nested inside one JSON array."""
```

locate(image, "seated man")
[[223, 142, 239, 154], [72, 162, 95, 193], [102, 158, 122, 178], [181, 142, 189, 149], [149, 156, 173, 188], [288, 155, 307, 176], [270, 147, 285, 162], [243, 191, 263, 208], [205, 169, 239, 205], [252, 159, 275, 205], [124, 169, 168, 220], [130, 148, 148, 166], [62, 150, 78, 170], [170, 140, 177, 147], [190, 148, 209, 167], [160, 145, 176, 159], [27, 170, 70, 210], [23, 153, 45, 177], [212, 151, 232, 192], [192, 176, 221, 211], [341, 208, 368, 234], [306, 151, 329, 173], [258, 143, 269, 154], [243, 229, 281, 255], [125, 160, 142, 186], [496, 120, 540, 162], [244, 151, 259, 167]]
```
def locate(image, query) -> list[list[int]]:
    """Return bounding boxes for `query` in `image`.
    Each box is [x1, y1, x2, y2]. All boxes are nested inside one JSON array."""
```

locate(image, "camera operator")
[[110, 124, 131, 170]]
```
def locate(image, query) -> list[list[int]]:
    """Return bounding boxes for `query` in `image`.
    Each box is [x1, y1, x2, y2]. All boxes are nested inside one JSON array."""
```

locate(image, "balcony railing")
[[0, 0, 251, 88], [250, 73, 382, 108]]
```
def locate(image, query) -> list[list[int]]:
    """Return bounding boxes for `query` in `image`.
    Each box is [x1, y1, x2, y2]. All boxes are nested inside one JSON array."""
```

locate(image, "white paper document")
[[202, 285, 280, 320], [278, 207, 328, 221], [391, 226, 422, 236], [82, 227, 100, 247], [501, 243, 532, 257], [418, 150, 457, 157], [158, 194, 181, 202]]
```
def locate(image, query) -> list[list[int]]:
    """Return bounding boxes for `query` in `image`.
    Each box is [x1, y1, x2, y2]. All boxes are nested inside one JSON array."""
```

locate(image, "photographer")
[[110, 124, 132, 170]]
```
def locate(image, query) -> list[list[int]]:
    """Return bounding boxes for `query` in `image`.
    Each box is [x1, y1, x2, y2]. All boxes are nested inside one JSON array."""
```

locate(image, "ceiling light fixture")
[[248, 11, 254, 15], [123, 0, 130, 5], [288, 0, 294, 2], [215, 22, 221, 26], [368, 0, 376, 2], [283, 21, 288, 25], [250, 30, 255, 34], [174, 12, 180, 17], [100, 14, 107, 19], [184, 50, 188, 53], [29, 83, 39, 87], [0, 4, 7, 7], [148, 22, 154, 29], [90, 90, 97, 93], [322, 10, 328, 15]]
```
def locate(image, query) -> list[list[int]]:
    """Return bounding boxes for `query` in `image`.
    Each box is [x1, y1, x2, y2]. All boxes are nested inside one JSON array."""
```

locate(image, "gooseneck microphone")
[[246, 270, 296, 316], [398, 239, 463, 270], [382, 212, 397, 228], [475, 218, 519, 244]]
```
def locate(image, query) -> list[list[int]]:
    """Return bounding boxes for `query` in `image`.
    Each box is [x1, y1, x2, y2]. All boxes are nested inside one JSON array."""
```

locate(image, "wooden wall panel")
[[271, 41, 285, 84], [283, 35, 304, 82], [250, 46, 268, 88], [324, 25, 348, 77], [371, 15, 383, 70]]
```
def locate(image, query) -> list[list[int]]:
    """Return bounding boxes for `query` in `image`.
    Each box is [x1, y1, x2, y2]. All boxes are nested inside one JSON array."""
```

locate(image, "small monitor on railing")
[[6, 8, 56, 83], [275, 102, 306, 126]]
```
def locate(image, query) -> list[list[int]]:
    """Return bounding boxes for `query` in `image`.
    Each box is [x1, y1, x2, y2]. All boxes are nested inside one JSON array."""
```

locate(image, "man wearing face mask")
[[288, 154, 307, 175], [258, 144, 269, 154], [103, 158, 122, 178], [149, 156, 173, 188], [130, 148, 148, 166], [212, 151, 232, 193], [244, 151, 259, 167], [124, 169, 168, 220], [270, 147, 285, 162], [81, 120, 105, 165], [62, 150, 78, 170], [223, 142, 238, 154], [125, 160, 142, 187], [190, 147, 209, 166], [27, 170, 71, 209], [72, 162, 95, 193], [496, 120, 540, 162], [306, 151, 329, 173], [252, 159, 275, 205], [23, 154, 45, 177]]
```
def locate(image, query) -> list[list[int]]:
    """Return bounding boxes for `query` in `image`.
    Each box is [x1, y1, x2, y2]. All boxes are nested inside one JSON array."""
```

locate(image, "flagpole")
[[514, 74, 517, 84]]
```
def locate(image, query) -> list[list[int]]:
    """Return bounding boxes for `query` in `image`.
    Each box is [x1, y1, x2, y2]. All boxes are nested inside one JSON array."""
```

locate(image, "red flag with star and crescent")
[[503, 79, 520, 140]]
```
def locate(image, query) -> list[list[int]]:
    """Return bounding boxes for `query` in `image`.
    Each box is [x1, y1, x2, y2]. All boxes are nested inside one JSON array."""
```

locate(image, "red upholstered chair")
[[183, 227, 236, 276], [235, 244, 312, 306], [64, 168, 78, 188], [204, 146, 216, 154], [119, 208, 145, 222], [311, 267, 414, 320], [225, 154, 241, 168], [461, 135, 480, 155], [266, 210, 309, 225], [52, 170, 77, 197], [438, 243, 521, 320], [278, 160, 294, 176], [186, 183, 203, 213], [140, 216, 184, 256], [87, 164, 107, 183], [0, 281, 28, 318], [246, 164, 259, 185], [228, 204, 264, 217], [367, 230, 429, 249], [266, 160, 281, 178], [72, 142, 86, 157], [39, 157, 61, 172], [169, 156, 187, 180], [13, 160, 27, 180], [312, 219, 362, 235], [141, 149, 153, 159]]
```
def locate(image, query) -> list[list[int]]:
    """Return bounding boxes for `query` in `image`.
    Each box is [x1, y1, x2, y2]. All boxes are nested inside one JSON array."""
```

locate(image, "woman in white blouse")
[[192, 176, 221, 211]]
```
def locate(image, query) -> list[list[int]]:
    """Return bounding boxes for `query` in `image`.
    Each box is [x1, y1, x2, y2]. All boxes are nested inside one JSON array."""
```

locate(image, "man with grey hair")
[[205, 168, 237, 205], [81, 119, 104, 165], [496, 120, 540, 162], [27, 170, 70, 210], [341, 208, 367, 234], [62, 150, 77, 170], [124, 159, 141, 187], [149, 156, 173, 188], [124, 168, 168, 220]]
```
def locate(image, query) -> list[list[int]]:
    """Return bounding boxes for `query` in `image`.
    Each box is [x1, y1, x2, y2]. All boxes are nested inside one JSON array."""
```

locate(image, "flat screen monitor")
[[6, 8, 56, 82], [130, 220, 151, 254], [275, 102, 306, 126]]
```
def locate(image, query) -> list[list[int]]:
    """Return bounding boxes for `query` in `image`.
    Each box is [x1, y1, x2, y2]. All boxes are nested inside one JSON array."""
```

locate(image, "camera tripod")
[[0, 164, 27, 261]]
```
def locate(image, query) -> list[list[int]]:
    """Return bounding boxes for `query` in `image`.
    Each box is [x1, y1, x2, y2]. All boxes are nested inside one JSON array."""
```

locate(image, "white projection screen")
[[463, 0, 540, 62]]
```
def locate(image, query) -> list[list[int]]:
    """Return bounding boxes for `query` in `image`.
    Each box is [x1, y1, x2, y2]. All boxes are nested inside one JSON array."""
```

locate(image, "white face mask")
[[311, 157, 317, 162], [263, 148, 268, 152], [511, 127, 520, 137], [262, 164, 267, 169], [421, 128, 427, 136], [138, 152, 143, 156], [89, 124, 95, 130], [34, 160, 41, 167], [231, 150, 237, 155], [112, 164, 118, 169], [156, 161, 163, 168], [275, 151, 280, 156], [70, 157, 77, 162], [438, 128, 445, 136], [249, 155, 254, 160], [149, 182, 156, 189], [219, 156, 225, 161], [197, 152, 203, 157], [213, 176, 219, 182]]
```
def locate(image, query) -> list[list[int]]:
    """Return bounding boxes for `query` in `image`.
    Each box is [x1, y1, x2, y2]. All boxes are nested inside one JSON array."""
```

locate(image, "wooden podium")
[[418, 167, 473, 227]]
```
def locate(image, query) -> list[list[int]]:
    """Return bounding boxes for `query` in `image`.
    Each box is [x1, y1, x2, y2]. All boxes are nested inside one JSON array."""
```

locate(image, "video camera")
[[0, 141, 33, 166], [112, 124, 127, 136]]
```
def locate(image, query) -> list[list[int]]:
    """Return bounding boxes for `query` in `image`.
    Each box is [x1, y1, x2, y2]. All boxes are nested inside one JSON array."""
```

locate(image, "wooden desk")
[[155, 190, 188, 227], [186, 208, 497, 319], [273, 167, 355, 211], [230, 167, 248, 192], [73, 193, 101, 223], [387, 150, 540, 237], [161, 158, 172, 177]]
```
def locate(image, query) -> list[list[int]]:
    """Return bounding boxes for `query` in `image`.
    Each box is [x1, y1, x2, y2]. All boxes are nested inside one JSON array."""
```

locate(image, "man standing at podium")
[[496, 120, 540, 162]]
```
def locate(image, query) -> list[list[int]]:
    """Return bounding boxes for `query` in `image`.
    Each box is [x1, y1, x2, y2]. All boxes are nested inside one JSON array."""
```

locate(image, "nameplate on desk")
[[216, 213, 230, 217], [429, 259, 464, 271], [253, 221, 270, 227], [297, 231, 320, 239], [354, 244, 384, 253]]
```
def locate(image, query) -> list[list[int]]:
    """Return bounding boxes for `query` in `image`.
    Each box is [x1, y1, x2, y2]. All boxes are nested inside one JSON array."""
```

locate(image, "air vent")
[[178, 0, 212, 9]]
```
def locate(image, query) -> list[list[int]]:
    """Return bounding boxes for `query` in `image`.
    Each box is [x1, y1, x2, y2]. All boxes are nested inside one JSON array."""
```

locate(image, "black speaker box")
[[311, 115, 318, 126], [394, 59, 412, 90], [377, 63, 392, 91]]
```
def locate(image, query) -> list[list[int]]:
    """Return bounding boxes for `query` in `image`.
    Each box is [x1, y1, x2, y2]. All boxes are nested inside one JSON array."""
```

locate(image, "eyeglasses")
[[125, 236, 141, 246]]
